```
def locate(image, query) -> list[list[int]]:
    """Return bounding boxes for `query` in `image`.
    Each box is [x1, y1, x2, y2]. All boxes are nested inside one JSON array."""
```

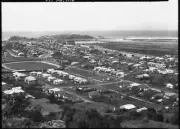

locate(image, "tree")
[[48, 92, 56, 102], [170, 111, 179, 125], [67, 108, 121, 128], [3, 93, 31, 118], [52, 52, 63, 59]]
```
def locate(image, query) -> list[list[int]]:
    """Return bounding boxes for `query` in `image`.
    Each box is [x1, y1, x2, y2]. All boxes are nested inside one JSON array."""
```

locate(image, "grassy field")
[[121, 120, 179, 128], [67, 67, 94, 77], [3, 61, 58, 71], [72, 102, 111, 111], [96, 41, 178, 56], [67, 67, 116, 83]]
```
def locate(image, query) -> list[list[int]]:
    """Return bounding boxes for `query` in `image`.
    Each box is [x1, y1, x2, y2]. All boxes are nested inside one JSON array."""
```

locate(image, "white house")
[[18, 52, 24, 56], [29, 71, 37, 76], [3, 87, 24, 95], [25, 94, 35, 99], [36, 72, 43, 76], [13, 72, 27, 81], [69, 75, 76, 80], [136, 74, 149, 79], [166, 83, 174, 89], [120, 104, 136, 110], [47, 69, 56, 74], [136, 107, 147, 112], [156, 99, 163, 103], [24, 76, 36, 84], [48, 88, 61, 94], [133, 64, 141, 68], [2, 82, 7, 86], [71, 62, 79, 65], [129, 83, 140, 88], [42, 73, 52, 79], [53, 79, 64, 85], [116, 72, 125, 78], [47, 76, 56, 82], [74, 77, 87, 84]]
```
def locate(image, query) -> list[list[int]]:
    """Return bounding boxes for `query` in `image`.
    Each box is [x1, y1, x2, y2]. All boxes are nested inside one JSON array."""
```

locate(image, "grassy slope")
[[121, 120, 179, 129]]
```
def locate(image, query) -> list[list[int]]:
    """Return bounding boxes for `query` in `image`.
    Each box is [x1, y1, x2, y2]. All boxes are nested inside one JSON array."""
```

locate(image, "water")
[[2, 30, 178, 41]]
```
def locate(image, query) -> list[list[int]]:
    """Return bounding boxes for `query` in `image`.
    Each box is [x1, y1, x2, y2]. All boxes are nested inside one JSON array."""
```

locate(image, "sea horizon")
[[2, 30, 178, 41]]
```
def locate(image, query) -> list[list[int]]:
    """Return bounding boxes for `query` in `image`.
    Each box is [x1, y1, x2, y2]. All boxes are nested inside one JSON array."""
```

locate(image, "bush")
[[170, 113, 179, 125], [141, 117, 149, 123], [30, 111, 44, 122]]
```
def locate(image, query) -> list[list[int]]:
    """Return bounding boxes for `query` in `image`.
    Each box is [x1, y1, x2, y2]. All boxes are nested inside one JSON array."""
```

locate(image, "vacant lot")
[[3, 61, 58, 71], [67, 67, 93, 77]]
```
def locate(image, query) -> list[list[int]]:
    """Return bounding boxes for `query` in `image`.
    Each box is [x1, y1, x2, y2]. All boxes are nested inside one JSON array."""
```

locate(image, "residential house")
[[13, 72, 27, 81], [53, 79, 64, 85], [120, 104, 136, 110], [24, 76, 36, 84], [166, 83, 174, 89]]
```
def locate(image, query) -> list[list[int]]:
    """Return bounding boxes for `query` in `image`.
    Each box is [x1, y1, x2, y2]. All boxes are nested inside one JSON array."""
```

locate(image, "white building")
[[166, 83, 174, 89], [136, 107, 147, 112], [53, 79, 64, 85], [13, 72, 27, 81], [47, 76, 56, 82], [3, 87, 24, 95], [120, 104, 136, 110], [42, 73, 52, 78], [24, 76, 36, 84], [47, 69, 56, 74]]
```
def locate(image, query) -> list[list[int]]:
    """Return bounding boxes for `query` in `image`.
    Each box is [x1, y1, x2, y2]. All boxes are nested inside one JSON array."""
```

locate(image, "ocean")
[[2, 30, 178, 41]]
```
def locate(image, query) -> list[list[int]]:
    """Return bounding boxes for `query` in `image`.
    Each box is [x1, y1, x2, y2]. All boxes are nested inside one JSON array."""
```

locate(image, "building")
[[13, 72, 27, 81], [24, 76, 36, 84], [47, 76, 56, 82], [53, 79, 64, 85], [119, 104, 136, 110], [136, 107, 147, 112], [3, 87, 25, 95], [166, 83, 174, 89]]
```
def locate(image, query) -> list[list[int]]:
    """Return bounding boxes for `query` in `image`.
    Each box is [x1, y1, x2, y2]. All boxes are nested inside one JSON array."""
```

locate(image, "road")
[[67, 66, 156, 104], [6, 49, 19, 57], [60, 88, 93, 103]]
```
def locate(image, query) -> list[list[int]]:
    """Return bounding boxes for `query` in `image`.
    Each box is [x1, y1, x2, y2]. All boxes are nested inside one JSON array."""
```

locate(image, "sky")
[[2, 0, 178, 32]]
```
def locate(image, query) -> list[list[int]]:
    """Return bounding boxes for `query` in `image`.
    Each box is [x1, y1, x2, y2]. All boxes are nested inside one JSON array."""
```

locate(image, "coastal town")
[[2, 0, 178, 128], [2, 34, 179, 128]]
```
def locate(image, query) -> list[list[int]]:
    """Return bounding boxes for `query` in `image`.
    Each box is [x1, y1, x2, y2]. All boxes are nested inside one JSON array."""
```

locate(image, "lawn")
[[97, 41, 178, 56], [121, 120, 179, 128], [3, 61, 58, 71], [72, 102, 110, 111], [67, 67, 94, 77]]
